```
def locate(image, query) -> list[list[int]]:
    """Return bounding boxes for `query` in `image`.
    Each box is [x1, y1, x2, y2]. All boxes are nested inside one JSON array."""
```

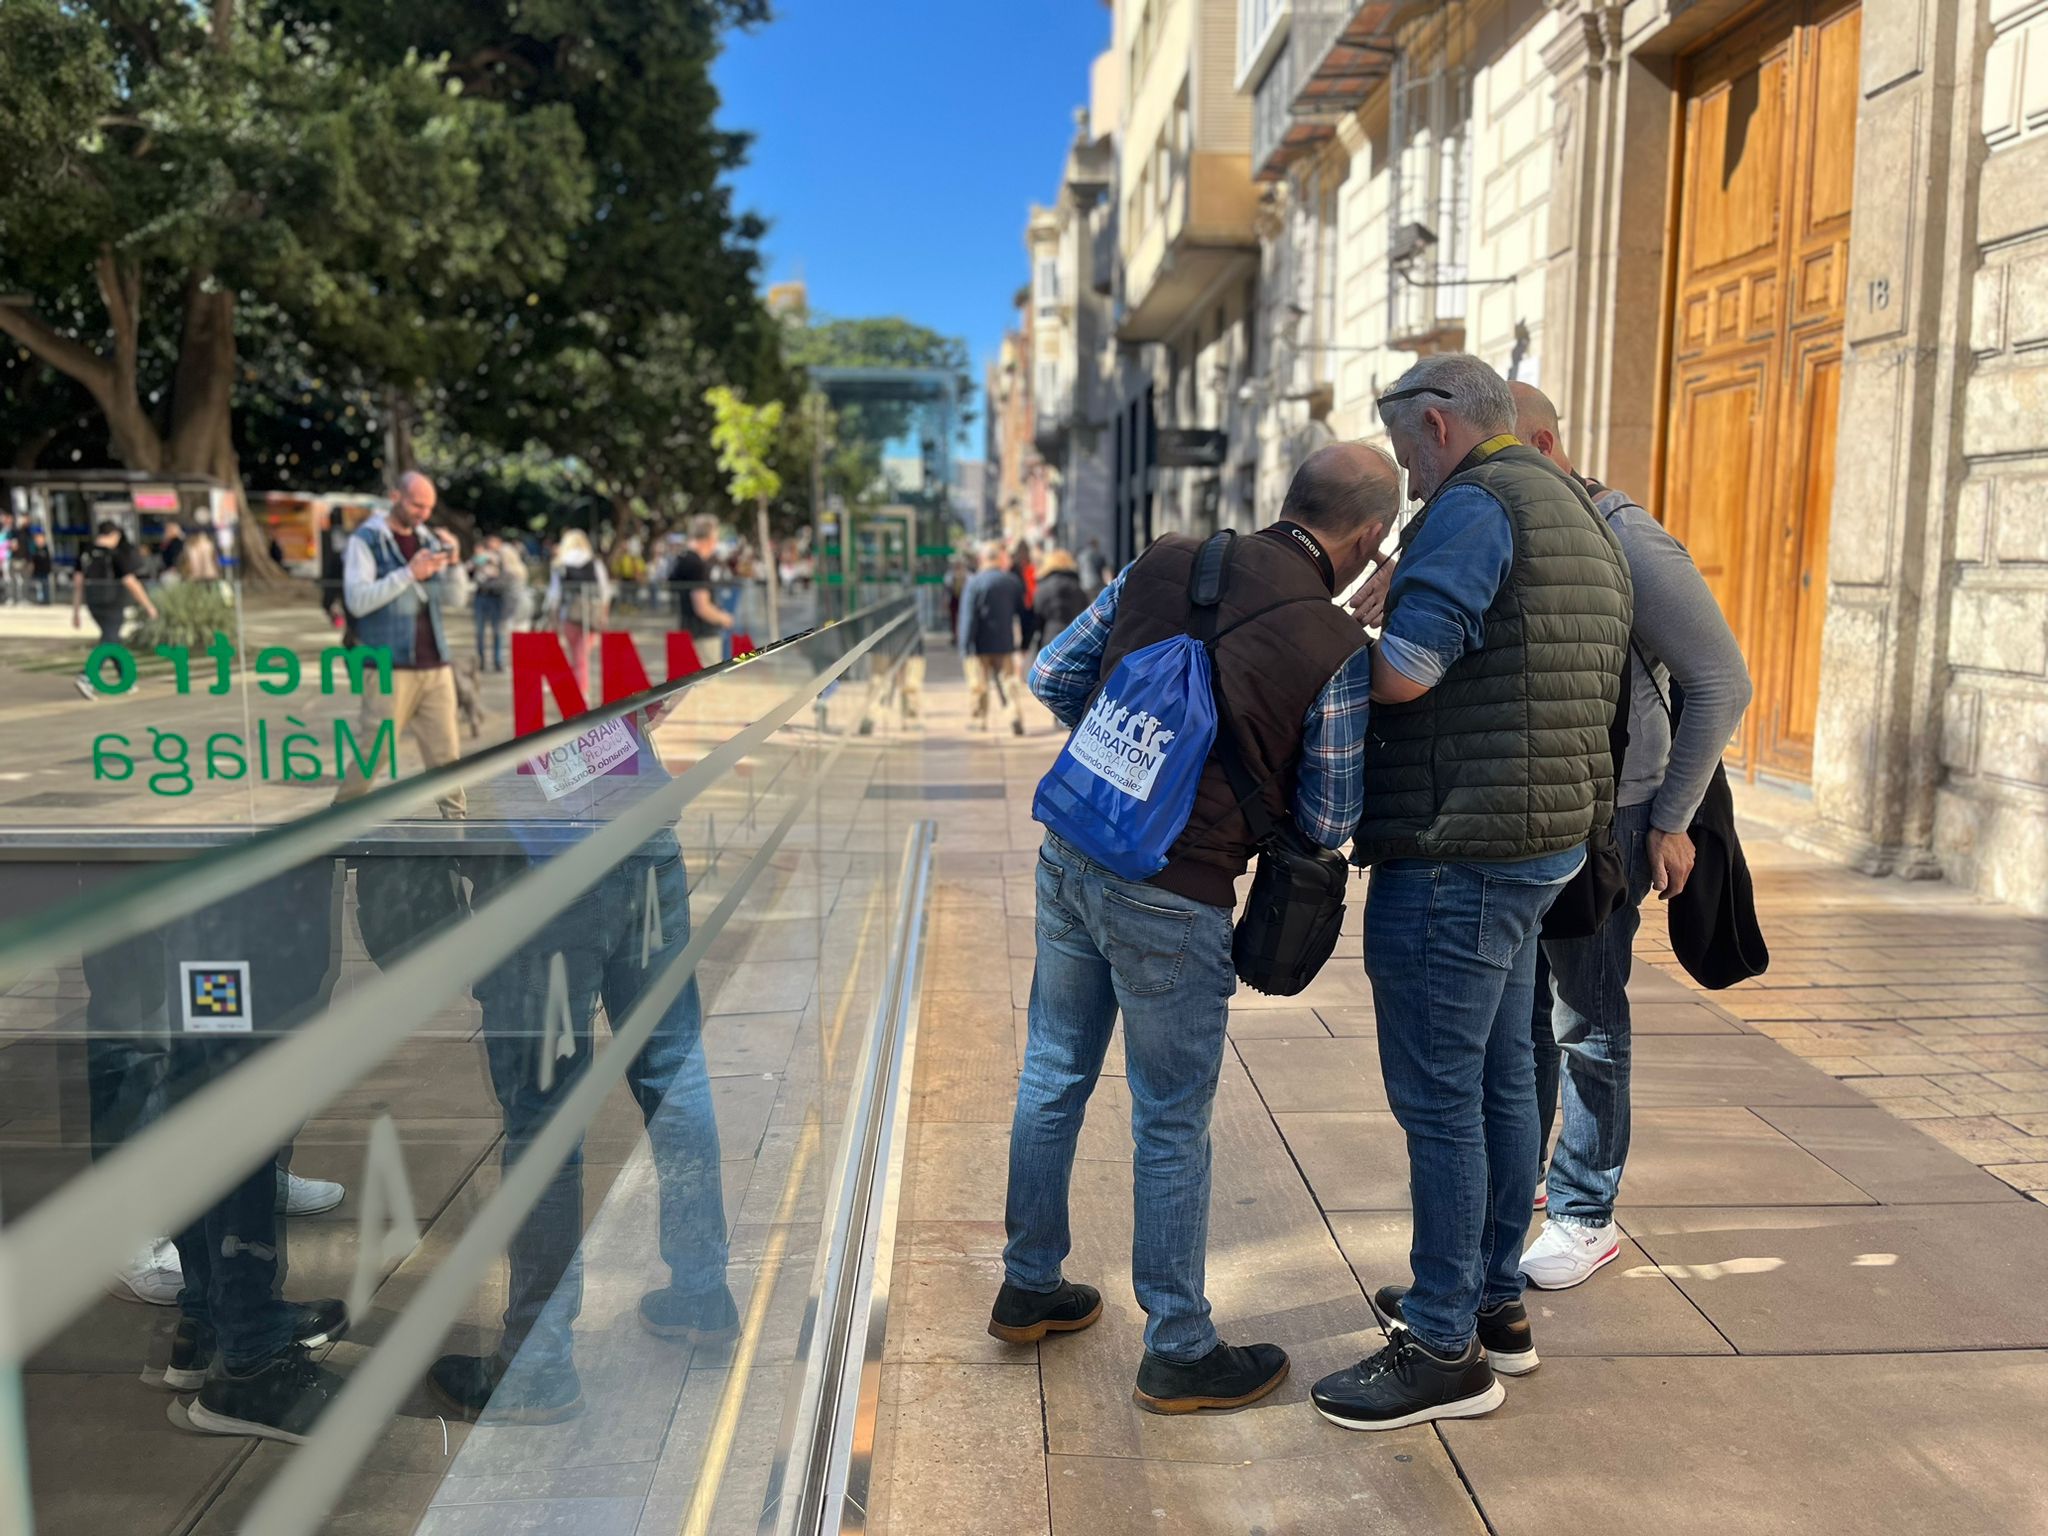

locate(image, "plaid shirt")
[[1027, 567, 1373, 849]]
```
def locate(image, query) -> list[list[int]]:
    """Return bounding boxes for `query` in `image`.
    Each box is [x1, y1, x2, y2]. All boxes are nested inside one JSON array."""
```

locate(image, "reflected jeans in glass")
[[474, 591, 505, 671], [1539, 801, 1655, 1228], [473, 834, 729, 1374], [1366, 859, 1564, 1356], [1004, 834, 1237, 1363]]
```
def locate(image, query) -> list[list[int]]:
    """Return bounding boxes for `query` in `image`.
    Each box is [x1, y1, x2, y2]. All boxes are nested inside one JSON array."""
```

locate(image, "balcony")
[[1117, 154, 1259, 344], [1253, 32, 1331, 180], [1034, 381, 1075, 458], [1291, 0, 1399, 127]]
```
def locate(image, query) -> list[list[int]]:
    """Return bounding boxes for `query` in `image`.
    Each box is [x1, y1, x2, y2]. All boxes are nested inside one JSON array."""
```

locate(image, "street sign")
[[1155, 428, 1228, 468]]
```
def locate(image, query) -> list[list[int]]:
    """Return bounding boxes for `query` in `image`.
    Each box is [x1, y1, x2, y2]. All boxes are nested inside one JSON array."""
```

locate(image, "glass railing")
[[0, 594, 930, 1536]]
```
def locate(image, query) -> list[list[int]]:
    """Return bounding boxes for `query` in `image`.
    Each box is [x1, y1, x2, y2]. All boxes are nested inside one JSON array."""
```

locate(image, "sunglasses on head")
[[1375, 385, 1455, 408]]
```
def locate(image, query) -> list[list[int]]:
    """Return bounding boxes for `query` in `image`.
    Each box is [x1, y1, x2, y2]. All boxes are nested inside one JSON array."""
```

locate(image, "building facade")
[[1006, 0, 2047, 913]]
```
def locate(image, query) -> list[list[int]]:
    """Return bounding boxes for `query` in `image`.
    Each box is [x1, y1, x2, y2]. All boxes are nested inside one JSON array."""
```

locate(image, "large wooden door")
[[1660, 0, 1860, 779]]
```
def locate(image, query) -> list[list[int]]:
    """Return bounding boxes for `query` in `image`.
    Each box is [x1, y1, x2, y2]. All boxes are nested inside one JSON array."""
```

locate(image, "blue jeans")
[[1539, 801, 1655, 1227], [473, 834, 729, 1374], [1004, 833, 1237, 1362], [1531, 948, 1558, 1176], [474, 591, 506, 670], [1366, 858, 1567, 1356]]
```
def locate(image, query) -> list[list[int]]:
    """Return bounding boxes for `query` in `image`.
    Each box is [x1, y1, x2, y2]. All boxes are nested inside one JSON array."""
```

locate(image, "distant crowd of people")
[[947, 535, 1108, 734]]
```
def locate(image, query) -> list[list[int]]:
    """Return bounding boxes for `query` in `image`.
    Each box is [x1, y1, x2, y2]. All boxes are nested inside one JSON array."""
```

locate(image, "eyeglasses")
[[1375, 385, 1455, 409]]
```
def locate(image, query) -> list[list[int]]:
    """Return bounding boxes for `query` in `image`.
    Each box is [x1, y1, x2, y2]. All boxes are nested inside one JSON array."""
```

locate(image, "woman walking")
[[546, 529, 611, 695]]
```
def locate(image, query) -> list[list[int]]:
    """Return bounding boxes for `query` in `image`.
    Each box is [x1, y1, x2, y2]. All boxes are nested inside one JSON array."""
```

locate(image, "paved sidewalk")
[[872, 650, 2048, 1536]]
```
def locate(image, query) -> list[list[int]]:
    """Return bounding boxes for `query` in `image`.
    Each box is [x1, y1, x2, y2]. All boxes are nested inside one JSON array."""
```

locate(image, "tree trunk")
[[755, 496, 780, 640], [383, 389, 417, 479]]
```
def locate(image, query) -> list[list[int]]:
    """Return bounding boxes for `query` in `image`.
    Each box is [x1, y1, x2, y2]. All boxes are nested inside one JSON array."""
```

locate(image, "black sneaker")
[[184, 1349, 345, 1444], [427, 1352, 584, 1426], [1372, 1285, 1538, 1377], [986, 1279, 1103, 1345], [1133, 1341, 1289, 1415], [1311, 1331, 1503, 1432], [639, 1282, 741, 1344], [143, 1299, 349, 1392]]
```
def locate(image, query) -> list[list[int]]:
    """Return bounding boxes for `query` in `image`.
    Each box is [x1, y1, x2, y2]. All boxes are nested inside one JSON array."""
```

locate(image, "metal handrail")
[[759, 818, 934, 1536]]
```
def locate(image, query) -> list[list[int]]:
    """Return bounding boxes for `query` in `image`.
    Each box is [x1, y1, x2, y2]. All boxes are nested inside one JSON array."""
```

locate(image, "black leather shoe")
[[987, 1279, 1103, 1344], [1311, 1331, 1502, 1432], [1133, 1341, 1289, 1414], [1372, 1284, 1538, 1376], [427, 1353, 583, 1426], [640, 1282, 740, 1343]]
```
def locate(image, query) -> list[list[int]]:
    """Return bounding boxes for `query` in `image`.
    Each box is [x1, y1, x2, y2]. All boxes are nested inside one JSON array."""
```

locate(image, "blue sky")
[[714, 0, 1111, 451]]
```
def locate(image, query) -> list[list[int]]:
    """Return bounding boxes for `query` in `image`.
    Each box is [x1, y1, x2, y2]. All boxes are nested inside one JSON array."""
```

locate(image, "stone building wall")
[[1935, 0, 2048, 909]]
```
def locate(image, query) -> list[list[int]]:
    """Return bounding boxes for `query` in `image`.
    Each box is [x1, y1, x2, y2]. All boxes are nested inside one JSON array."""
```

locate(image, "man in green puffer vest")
[[1311, 353, 1632, 1435]]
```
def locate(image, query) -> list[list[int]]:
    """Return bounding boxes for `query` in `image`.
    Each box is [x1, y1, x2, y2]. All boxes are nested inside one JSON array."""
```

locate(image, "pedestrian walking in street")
[[1509, 382, 1753, 1289], [30, 528, 55, 604], [1080, 537, 1111, 598], [332, 471, 466, 817], [545, 528, 611, 695], [958, 541, 1029, 735], [470, 533, 514, 673], [995, 445, 1394, 1414], [1033, 549, 1089, 648], [1311, 353, 1631, 1434], [158, 519, 187, 580], [668, 515, 737, 659], [72, 520, 158, 698]]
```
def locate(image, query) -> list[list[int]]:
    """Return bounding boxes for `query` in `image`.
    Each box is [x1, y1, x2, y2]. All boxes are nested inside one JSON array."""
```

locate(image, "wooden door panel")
[[1683, 48, 1791, 275], [1661, 0, 1859, 784], [1801, 5, 1861, 236], [1761, 339, 1841, 773]]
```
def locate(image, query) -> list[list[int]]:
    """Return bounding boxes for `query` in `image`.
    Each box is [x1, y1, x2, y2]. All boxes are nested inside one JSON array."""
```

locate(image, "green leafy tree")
[[704, 384, 785, 637], [283, 0, 796, 539], [0, 0, 589, 577]]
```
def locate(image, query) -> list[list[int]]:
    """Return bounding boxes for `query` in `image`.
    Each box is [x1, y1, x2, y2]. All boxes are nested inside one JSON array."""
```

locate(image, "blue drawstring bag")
[[1032, 632, 1218, 880]]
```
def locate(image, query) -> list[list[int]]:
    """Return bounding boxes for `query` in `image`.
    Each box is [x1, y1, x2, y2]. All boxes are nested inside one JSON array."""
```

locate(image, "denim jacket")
[[344, 513, 450, 666]]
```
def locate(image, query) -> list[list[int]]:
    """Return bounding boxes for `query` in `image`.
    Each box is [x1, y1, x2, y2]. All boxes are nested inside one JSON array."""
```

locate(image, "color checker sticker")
[[180, 960, 253, 1033]]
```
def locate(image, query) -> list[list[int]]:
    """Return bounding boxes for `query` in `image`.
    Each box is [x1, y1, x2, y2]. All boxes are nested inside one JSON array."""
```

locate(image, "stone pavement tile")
[[1628, 1000, 1741, 1034], [1618, 1108, 1874, 1207], [909, 991, 1019, 1124], [883, 1251, 1012, 1365], [701, 1010, 804, 1078], [416, 1496, 644, 1535], [635, 1363, 787, 1536], [1438, 1352, 2048, 1536], [323, 1037, 506, 1121], [897, 1218, 1008, 1260], [1326, 1211, 1734, 1358], [1630, 1034, 1871, 1109], [1232, 961, 1376, 1012], [432, 1461, 652, 1509], [1752, 1106, 2024, 1203], [1625, 964, 1698, 1003], [185, 1402, 458, 1533], [900, 1121, 1011, 1224], [869, 1363, 1049, 1536], [1235, 1036, 1390, 1112], [1622, 1204, 2048, 1352], [1274, 1111, 1411, 1211], [1986, 1162, 2048, 1192], [1315, 1005, 1377, 1036], [1224, 1005, 1330, 1038], [923, 937, 1022, 995], [1046, 1440, 1489, 1536], [24, 1372, 248, 1536], [698, 958, 818, 1016]]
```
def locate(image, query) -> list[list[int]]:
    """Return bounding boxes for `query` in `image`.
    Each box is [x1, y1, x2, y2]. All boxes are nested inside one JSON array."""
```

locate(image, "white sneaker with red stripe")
[[1520, 1220, 1621, 1290]]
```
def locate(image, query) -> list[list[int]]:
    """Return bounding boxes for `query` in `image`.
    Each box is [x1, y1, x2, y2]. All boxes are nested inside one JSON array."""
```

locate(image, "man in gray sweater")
[[1510, 382, 1753, 1289]]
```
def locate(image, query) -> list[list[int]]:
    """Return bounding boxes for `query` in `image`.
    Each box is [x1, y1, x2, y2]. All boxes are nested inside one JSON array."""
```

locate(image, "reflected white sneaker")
[[110, 1239, 182, 1305], [1521, 1220, 1621, 1290], [276, 1171, 345, 1216]]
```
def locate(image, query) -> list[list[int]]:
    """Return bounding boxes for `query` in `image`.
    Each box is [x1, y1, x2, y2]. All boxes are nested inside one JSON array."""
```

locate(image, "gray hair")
[[1376, 353, 1515, 438], [687, 514, 719, 542]]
